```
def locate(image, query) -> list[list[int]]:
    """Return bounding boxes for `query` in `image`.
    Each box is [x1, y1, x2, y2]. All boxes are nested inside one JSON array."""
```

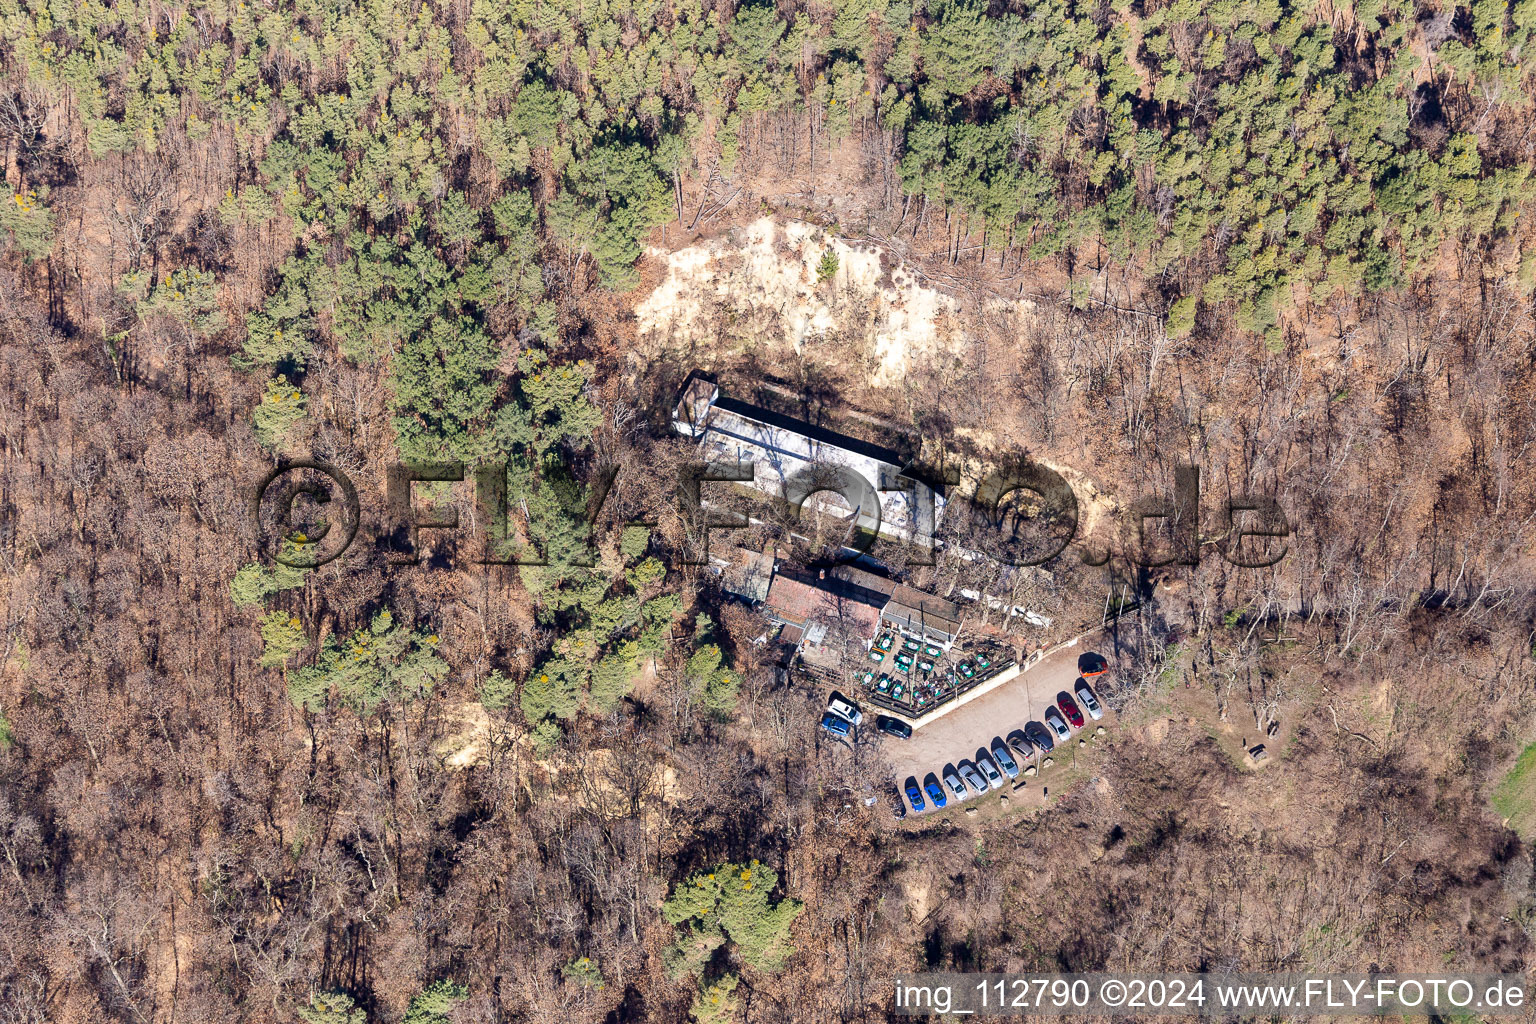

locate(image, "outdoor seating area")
[[857, 628, 1013, 720]]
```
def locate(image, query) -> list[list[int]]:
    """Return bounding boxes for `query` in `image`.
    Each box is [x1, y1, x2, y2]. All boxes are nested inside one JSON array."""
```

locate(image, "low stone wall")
[[902, 662, 1021, 729], [864, 660, 1016, 720]]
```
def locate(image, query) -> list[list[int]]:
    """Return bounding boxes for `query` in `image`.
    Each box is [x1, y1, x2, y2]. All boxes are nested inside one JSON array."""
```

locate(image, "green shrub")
[[662, 861, 802, 974], [259, 611, 308, 669], [685, 643, 741, 719], [297, 991, 365, 1024], [140, 268, 226, 336], [690, 973, 740, 1024], [229, 558, 307, 608], [0, 186, 53, 261], [562, 956, 605, 990], [402, 981, 467, 1024], [479, 669, 517, 711], [287, 609, 447, 713], [252, 375, 308, 449], [815, 250, 839, 283]]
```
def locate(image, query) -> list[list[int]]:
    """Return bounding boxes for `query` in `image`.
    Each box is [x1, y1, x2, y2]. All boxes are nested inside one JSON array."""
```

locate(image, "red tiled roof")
[[764, 573, 883, 640]]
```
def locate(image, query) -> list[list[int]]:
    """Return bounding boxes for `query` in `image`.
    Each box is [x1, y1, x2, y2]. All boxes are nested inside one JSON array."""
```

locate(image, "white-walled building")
[[672, 373, 943, 545]]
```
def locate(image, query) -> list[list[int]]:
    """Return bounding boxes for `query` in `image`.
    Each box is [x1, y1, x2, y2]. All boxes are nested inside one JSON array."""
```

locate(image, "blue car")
[[820, 712, 852, 738], [923, 774, 947, 809], [904, 776, 925, 812]]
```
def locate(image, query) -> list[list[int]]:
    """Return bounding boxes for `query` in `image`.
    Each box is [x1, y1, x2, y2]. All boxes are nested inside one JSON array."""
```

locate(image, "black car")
[[875, 714, 912, 739], [1024, 719, 1055, 752], [887, 784, 907, 820]]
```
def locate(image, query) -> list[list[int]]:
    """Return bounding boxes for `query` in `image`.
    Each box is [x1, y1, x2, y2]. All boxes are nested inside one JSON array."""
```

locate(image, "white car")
[[942, 766, 968, 802], [1044, 706, 1072, 741], [990, 741, 1020, 779], [827, 693, 863, 726], [976, 754, 1005, 790], [1075, 682, 1105, 720], [958, 760, 988, 795]]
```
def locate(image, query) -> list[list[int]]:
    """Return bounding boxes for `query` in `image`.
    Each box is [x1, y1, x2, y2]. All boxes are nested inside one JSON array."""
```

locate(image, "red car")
[[1079, 653, 1109, 677], [1056, 692, 1085, 730]]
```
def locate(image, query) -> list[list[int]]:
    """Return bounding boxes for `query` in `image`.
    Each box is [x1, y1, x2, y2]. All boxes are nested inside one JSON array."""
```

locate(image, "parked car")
[[1024, 720, 1055, 751], [820, 712, 852, 738], [827, 692, 863, 725], [875, 714, 912, 739], [1056, 692, 1085, 730], [958, 760, 987, 795], [923, 774, 947, 808], [943, 766, 968, 802], [1006, 728, 1035, 760], [1075, 681, 1104, 720], [887, 784, 907, 820], [1079, 653, 1109, 677], [904, 776, 925, 812], [1044, 706, 1072, 741], [976, 753, 1005, 789], [990, 739, 1020, 778]]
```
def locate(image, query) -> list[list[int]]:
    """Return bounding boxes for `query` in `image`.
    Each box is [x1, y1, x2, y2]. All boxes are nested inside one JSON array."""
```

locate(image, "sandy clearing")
[[434, 700, 688, 811], [636, 217, 964, 385]]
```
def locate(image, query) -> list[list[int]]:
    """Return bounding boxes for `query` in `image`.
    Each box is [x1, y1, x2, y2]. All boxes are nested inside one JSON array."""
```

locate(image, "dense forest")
[[0, 0, 1535, 1020]]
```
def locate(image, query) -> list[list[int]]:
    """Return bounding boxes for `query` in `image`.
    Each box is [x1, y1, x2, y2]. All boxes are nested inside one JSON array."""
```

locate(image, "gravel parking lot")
[[885, 643, 1110, 806]]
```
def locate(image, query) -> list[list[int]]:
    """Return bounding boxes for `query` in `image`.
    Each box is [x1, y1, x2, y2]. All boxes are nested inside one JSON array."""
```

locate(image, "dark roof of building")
[[829, 564, 898, 597], [719, 546, 775, 603], [712, 395, 907, 468], [888, 584, 961, 619], [673, 370, 949, 501], [882, 584, 964, 638]]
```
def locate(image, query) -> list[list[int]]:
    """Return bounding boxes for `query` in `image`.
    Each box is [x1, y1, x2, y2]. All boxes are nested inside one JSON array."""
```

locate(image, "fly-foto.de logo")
[[250, 457, 1290, 571]]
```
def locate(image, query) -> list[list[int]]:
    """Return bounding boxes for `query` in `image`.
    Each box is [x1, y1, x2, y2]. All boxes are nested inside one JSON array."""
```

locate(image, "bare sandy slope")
[[637, 217, 1020, 386]]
